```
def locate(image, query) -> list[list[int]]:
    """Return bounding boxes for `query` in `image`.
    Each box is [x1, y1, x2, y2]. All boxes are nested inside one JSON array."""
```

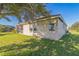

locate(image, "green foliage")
[[11, 29, 17, 33], [0, 32, 79, 56], [0, 4, 50, 22], [0, 24, 15, 32], [69, 22, 79, 32]]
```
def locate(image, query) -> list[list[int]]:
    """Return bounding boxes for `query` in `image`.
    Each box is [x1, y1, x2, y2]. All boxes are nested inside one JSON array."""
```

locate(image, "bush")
[[11, 29, 17, 33]]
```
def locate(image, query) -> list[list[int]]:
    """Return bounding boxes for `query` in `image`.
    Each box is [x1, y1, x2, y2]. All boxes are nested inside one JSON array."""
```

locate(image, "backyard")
[[0, 32, 79, 56]]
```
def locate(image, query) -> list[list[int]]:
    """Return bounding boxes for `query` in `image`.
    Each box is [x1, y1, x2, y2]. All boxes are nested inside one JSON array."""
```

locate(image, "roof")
[[18, 14, 67, 26], [34, 14, 67, 26]]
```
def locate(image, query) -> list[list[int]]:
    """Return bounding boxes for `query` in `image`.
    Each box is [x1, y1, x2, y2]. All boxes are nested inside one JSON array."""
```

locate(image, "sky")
[[0, 16, 18, 27], [47, 3, 79, 27], [0, 3, 79, 27]]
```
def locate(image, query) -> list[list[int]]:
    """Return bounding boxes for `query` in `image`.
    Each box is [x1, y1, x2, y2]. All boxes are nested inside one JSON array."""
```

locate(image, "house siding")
[[23, 24, 33, 36], [18, 16, 67, 40], [55, 18, 67, 40], [32, 18, 67, 40]]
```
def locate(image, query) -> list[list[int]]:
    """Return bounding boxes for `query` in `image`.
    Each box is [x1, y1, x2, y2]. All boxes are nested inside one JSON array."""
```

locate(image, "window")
[[34, 27, 37, 31], [48, 22, 55, 31], [29, 25, 37, 32]]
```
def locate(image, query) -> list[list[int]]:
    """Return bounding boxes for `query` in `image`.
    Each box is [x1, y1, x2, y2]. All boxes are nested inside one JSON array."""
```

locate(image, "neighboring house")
[[16, 14, 67, 40]]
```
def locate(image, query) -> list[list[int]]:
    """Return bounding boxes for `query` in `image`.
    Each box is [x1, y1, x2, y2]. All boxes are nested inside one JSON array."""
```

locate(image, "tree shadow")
[[0, 33, 79, 56], [0, 33, 7, 36]]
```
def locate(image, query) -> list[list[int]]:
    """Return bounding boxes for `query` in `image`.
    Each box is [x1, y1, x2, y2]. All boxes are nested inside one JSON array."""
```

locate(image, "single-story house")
[[16, 14, 67, 40]]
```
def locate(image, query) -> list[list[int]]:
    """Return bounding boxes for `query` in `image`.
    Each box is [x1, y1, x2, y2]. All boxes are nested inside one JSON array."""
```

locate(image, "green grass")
[[0, 32, 79, 56]]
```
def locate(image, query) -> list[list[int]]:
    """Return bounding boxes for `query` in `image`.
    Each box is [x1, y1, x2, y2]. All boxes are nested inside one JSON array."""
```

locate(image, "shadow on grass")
[[0, 33, 79, 56], [0, 34, 7, 36]]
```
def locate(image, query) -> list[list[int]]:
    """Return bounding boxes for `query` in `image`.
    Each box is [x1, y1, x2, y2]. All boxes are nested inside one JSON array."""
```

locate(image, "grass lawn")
[[0, 32, 79, 56]]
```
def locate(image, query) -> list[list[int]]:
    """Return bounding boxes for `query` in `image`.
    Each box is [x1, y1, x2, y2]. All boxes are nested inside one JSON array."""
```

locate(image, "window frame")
[[48, 22, 55, 31]]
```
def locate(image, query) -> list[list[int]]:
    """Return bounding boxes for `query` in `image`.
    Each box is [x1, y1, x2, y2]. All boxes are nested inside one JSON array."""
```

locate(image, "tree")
[[0, 24, 15, 32], [0, 4, 11, 21], [69, 22, 79, 32], [0, 3, 51, 23]]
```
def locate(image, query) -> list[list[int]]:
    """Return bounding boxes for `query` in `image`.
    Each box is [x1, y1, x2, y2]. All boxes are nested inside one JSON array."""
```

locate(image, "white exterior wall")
[[55, 19, 67, 40], [33, 19, 67, 40], [23, 24, 33, 36], [33, 21, 58, 40], [21, 18, 67, 40]]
